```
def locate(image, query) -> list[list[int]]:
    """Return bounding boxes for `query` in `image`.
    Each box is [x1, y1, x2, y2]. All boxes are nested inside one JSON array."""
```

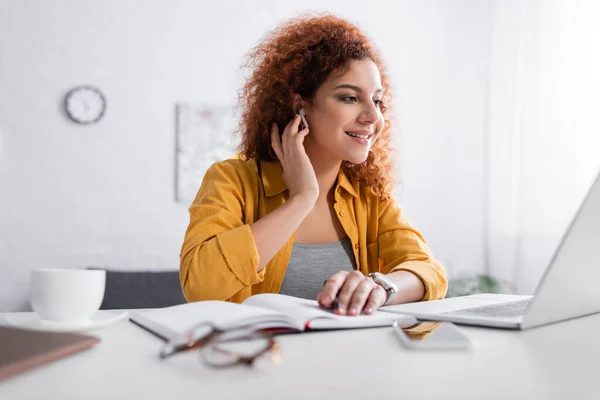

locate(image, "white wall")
[[387, 1, 491, 280], [0, 0, 492, 311], [487, 0, 600, 293]]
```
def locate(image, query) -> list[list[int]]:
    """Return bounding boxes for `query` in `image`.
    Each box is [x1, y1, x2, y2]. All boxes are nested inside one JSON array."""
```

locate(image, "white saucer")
[[3, 311, 129, 333]]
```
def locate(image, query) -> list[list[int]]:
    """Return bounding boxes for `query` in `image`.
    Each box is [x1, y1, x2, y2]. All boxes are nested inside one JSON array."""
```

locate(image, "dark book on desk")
[[130, 293, 417, 339], [0, 326, 100, 381]]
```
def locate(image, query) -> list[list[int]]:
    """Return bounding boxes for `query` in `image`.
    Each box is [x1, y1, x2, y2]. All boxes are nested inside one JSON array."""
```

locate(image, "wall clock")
[[64, 85, 106, 125]]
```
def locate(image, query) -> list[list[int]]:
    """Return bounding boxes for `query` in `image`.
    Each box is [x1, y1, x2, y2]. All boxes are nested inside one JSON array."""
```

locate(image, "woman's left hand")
[[317, 270, 387, 316]]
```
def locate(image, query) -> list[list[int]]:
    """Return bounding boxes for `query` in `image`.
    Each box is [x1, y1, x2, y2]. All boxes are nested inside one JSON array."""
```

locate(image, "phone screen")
[[394, 321, 472, 350]]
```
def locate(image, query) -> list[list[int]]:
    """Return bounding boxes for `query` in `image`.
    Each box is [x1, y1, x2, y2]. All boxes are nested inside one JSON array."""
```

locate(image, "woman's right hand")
[[271, 114, 319, 202]]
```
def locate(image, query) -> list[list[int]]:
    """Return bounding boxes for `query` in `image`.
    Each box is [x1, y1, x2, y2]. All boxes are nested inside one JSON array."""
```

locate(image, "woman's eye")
[[340, 96, 358, 103], [373, 99, 383, 108]]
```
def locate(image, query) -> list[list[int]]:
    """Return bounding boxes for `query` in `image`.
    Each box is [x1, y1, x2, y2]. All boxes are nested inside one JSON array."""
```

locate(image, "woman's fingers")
[[283, 114, 302, 160], [317, 271, 388, 316], [334, 271, 366, 315], [346, 278, 378, 316], [288, 113, 302, 135], [271, 116, 303, 162], [317, 270, 348, 308], [294, 127, 310, 145], [362, 286, 387, 315], [271, 114, 319, 200]]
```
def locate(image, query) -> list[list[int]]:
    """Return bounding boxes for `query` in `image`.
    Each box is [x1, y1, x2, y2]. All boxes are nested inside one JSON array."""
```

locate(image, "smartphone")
[[392, 321, 473, 351], [298, 109, 309, 130]]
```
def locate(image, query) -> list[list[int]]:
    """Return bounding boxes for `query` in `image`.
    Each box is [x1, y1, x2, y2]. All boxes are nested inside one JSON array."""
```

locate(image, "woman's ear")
[[292, 93, 304, 114]]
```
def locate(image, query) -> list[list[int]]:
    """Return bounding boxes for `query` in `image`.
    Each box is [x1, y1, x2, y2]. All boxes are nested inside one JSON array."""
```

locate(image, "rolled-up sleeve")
[[180, 162, 263, 302], [377, 197, 447, 301]]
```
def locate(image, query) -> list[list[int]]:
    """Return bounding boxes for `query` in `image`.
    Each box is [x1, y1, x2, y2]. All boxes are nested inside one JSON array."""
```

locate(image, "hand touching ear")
[[270, 115, 319, 202]]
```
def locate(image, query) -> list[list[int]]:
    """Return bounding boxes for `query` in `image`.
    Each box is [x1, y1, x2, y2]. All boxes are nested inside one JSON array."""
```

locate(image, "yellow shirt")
[[180, 158, 447, 304]]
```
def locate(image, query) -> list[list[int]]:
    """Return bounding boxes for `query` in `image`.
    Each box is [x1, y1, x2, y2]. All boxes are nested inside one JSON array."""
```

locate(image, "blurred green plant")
[[446, 274, 515, 298]]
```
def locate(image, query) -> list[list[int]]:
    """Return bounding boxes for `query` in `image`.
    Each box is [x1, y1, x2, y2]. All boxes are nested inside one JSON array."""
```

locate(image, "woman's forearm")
[[386, 270, 426, 305], [250, 195, 315, 272]]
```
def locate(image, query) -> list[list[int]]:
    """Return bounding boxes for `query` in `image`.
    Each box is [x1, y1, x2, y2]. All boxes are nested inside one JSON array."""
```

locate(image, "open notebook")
[[130, 293, 417, 339]]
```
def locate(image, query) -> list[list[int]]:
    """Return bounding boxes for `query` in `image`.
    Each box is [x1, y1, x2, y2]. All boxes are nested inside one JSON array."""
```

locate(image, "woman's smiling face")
[[301, 59, 385, 165]]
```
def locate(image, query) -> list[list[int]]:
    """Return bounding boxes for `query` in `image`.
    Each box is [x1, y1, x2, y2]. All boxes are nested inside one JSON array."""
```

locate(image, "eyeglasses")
[[159, 322, 281, 368]]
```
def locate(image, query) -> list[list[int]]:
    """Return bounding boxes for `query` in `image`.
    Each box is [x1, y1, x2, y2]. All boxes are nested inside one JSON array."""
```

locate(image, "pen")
[[331, 296, 340, 310], [323, 280, 341, 311]]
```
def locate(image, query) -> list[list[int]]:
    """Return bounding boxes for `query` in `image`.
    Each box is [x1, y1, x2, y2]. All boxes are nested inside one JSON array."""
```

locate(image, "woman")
[[180, 14, 447, 316]]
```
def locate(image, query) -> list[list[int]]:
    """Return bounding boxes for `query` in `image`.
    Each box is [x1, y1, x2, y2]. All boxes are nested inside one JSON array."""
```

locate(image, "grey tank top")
[[279, 238, 357, 300]]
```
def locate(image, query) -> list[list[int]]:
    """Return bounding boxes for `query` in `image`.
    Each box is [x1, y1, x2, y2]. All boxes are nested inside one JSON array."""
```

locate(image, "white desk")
[[0, 310, 599, 400]]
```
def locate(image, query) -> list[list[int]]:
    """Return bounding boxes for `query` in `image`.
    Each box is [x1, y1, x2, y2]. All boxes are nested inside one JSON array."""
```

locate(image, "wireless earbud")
[[298, 108, 309, 129]]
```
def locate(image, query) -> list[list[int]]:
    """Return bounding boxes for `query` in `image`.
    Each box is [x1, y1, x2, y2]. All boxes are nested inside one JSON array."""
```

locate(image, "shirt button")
[[339, 210, 346, 217], [354, 243, 359, 249]]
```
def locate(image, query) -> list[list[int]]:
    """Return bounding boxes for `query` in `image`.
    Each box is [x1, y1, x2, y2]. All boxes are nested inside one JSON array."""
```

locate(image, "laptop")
[[385, 169, 600, 330]]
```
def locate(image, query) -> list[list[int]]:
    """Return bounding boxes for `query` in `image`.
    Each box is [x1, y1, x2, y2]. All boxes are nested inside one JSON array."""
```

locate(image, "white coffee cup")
[[29, 268, 106, 323]]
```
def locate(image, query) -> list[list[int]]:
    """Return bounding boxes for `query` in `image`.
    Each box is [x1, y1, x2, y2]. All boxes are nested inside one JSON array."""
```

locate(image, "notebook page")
[[130, 301, 299, 339], [243, 294, 417, 329]]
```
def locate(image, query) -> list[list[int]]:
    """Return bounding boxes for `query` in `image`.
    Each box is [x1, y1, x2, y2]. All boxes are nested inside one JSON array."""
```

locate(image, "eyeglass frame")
[[159, 321, 280, 368]]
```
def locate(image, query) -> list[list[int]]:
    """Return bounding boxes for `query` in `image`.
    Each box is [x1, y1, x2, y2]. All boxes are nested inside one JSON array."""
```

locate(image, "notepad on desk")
[[0, 326, 100, 381], [130, 293, 417, 339]]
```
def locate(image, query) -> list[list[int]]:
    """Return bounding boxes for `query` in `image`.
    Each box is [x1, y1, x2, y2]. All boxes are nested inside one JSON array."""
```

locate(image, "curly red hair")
[[237, 13, 395, 200]]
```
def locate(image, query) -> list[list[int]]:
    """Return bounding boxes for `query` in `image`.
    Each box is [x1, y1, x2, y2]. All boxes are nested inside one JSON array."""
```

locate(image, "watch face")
[[370, 273, 398, 291], [64, 86, 106, 124]]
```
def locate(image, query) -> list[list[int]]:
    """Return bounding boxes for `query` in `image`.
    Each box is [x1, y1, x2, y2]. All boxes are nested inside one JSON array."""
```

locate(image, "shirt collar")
[[260, 160, 359, 198], [260, 160, 287, 197]]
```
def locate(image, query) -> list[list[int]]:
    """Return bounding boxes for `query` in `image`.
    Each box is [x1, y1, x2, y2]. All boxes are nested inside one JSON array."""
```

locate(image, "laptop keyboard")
[[443, 299, 532, 318]]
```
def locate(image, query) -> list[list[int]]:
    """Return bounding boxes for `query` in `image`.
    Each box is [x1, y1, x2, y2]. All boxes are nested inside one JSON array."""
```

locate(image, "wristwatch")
[[368, 272, 399, 306]]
